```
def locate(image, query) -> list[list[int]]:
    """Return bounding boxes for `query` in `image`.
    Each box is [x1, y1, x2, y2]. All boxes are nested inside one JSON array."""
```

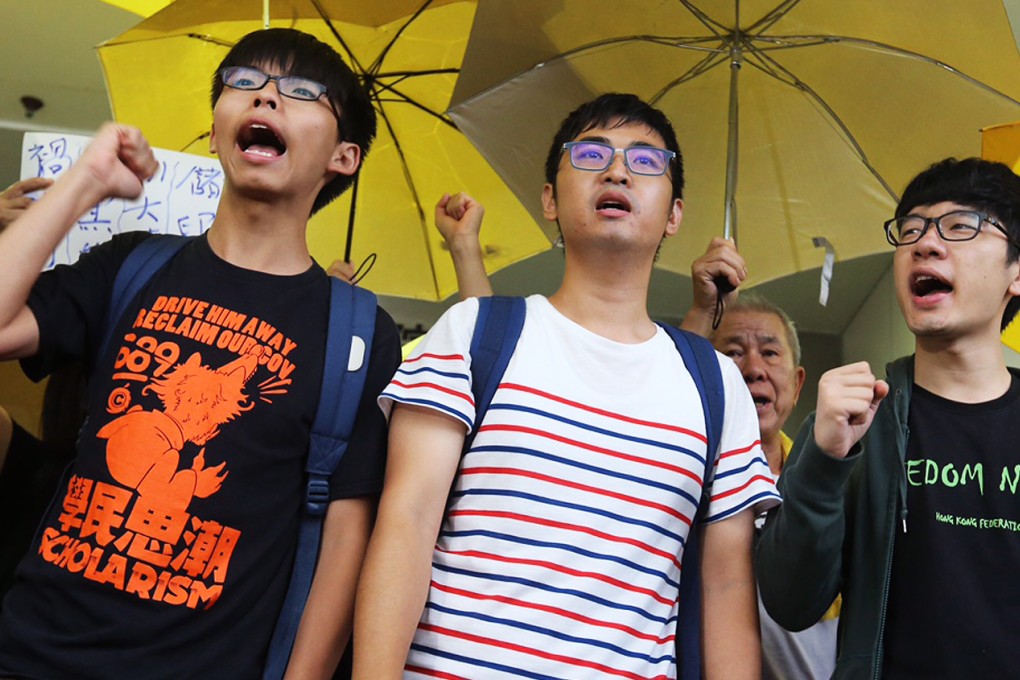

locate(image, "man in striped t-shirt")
[[354, 94, 779, 679]]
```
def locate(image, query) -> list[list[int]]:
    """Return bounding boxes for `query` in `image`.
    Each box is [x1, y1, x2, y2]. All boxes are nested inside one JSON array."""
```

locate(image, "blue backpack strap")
[[263, 278, 377, 679], [98, 234, 194, 363], [657, 324, 725, 680], [465, 296, 526, 449]]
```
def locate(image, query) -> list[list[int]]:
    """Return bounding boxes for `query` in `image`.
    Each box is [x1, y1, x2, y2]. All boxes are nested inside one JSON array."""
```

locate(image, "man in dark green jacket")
[[757, 157, 1020, 679]]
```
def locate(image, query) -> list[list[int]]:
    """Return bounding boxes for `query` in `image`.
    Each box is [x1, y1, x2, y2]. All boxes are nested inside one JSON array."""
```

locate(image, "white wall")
[[841, 265, 912, 371]]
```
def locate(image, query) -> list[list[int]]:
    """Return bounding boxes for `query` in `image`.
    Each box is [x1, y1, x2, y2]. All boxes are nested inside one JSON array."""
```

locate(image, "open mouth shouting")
[[238, 121, 286, 159], [910, 270, 953, 303], [595, 191, 632, 217], [749, 390, 773, 416]]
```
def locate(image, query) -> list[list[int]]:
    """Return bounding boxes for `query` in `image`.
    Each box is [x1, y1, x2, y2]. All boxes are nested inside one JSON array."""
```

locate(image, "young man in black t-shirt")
[[757, 158, 1020, 678], [0, 29, 400, 678]]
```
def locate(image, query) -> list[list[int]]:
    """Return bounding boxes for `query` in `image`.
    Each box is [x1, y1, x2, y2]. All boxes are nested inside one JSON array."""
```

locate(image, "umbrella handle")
[[344, 174, 359, 264]]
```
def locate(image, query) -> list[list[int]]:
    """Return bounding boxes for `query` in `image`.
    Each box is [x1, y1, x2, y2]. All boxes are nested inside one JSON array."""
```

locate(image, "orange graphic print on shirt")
[[98, 349, 261, 510], [38, 296, 299, 610]]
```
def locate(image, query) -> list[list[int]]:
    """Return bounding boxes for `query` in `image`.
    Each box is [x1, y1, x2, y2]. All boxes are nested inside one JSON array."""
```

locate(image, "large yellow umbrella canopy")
[[449, 0, 1020, 288], [98, 0, 549, 301]]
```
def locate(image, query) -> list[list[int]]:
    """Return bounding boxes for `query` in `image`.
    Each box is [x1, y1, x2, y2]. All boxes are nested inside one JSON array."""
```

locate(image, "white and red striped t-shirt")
[[380, 295, 779, 679]]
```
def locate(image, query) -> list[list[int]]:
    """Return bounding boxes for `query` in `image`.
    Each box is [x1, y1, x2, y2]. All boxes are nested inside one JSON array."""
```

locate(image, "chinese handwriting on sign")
[[21, 132, 223, 269]]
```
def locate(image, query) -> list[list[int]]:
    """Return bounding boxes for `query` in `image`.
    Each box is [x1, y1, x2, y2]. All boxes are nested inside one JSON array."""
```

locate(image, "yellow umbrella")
[[99, 0, 172, 16], [982, 120, 1020, 353], [97, 0, 549, 301], [448, 0, 1020, 288]]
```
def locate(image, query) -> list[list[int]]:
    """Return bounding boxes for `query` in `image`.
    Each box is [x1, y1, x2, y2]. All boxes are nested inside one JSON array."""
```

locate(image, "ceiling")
[[0, 0, 897, 336]]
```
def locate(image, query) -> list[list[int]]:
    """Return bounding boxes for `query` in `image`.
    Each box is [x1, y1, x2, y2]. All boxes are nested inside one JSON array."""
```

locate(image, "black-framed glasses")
[[220, 66, 340, 121], [562, 141, 675, 176], [884, 210, 1020, 248]]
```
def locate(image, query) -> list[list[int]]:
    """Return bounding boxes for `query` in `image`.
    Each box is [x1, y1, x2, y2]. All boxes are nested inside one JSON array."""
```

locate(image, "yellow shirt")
[[401, 334, 425, 359]]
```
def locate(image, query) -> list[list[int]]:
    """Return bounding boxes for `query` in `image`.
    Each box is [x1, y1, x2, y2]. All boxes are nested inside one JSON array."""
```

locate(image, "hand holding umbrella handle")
[[680, 238, 746, 335], [711, 277, 733, 330]]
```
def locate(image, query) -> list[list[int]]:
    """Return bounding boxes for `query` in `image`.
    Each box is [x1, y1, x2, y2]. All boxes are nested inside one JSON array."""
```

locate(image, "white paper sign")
[[21, 132, 223, 269]]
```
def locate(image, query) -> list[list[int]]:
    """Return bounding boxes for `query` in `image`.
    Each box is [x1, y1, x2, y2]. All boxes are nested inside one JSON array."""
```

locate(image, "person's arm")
[[283, 496, 376, 679], [0, 405, 11, 475], [0, 124, 157, 360], [756, 362, 888, 629], [435, 192, 494, 299], [679, 237, 746, 337], [352, 403, 465, 679], [0, 177, 53, 229], [700, 509, 760, 679]]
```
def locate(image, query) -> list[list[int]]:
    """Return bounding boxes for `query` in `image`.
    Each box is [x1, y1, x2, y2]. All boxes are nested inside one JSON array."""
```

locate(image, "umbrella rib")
[[108, 32, 235, 48], [309, 0, 370, 75], [371, 80, 458, 130], [368, 0, 435, 75], [676, 0, 728, 37], [551, 35, 725, 62], [745, 0, 802, 36], [751, 34, 1020, 107], [378, 68, 462, 79], [650, 50, 729, 104], [744, 46, 899, 201], [375, 105, 442, 296], [305, 0, 457, 133], [494, 34, 725, 82]]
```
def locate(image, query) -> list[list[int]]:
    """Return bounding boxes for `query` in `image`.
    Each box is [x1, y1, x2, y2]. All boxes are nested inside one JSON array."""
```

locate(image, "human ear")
[[663, 198, 683, 237], [328, 141, 361, 177], [541, 183, 557, 222], [792, 366, 807, 405]]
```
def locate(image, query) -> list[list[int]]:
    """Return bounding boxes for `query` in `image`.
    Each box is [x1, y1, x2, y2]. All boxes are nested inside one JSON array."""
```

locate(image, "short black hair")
[[544, 93, 683, 202], [211, 28, 377, 214], [897, 157, 1020, 330]]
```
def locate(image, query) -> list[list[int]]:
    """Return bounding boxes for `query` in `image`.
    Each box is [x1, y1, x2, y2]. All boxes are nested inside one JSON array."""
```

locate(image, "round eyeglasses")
[[562, 141, 675, 176], [884, 210, 1020, 249]]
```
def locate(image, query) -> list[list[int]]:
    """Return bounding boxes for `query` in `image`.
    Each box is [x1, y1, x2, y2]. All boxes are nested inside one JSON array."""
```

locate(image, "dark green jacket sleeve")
[[756, 413, 861, 631]]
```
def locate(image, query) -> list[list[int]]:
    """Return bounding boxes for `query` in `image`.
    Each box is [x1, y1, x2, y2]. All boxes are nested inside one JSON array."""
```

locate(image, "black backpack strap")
[[658, 324, 725, 680], [465, 296, 526, 451], [263, 278, 377, 679]]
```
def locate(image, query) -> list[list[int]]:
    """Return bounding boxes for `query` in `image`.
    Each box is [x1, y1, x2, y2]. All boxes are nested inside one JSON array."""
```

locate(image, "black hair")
[[897, 157, 1020, 330], [544, 93, 683, 202], [211, 28, 377, 214]]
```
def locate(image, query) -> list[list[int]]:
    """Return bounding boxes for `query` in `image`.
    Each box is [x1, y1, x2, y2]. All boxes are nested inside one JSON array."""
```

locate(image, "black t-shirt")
[[0, 233, 400, 679], [883, 377, 1020, 678]]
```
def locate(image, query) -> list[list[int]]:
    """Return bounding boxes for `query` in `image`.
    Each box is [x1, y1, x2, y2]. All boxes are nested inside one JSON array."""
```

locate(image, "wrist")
[[62, 162, 117, 211], [680, 305, 716, 337], [446, 234, 484, 258]]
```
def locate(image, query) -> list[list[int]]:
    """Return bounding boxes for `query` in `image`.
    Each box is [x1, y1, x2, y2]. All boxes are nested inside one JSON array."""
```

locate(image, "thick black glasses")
[[562, 141, 675, 176], [220, 66, 341, 123], [884, 210, 1020, 248], [221, 66, 328, 101]]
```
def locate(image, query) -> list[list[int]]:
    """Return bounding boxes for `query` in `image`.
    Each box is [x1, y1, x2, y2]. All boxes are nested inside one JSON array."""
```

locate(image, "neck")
[[914, 330, 1012, 402], [761, 432, 784, 477], [206, 190, 314, 275], [548, 245, 657, 343]]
